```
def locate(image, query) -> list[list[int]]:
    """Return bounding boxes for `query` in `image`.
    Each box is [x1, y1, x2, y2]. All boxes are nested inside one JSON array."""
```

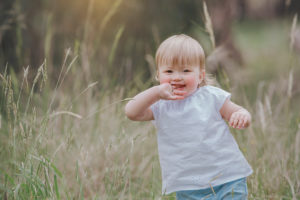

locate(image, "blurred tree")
[[0, 0, 23, 71], [0, 0, 46, 74], [206, 0, 245, 74], [245, 0, 284, 19]]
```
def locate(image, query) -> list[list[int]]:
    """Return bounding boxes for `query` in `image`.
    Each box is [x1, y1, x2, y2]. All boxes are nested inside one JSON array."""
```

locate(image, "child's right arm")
[[125, 83, 186, 121]]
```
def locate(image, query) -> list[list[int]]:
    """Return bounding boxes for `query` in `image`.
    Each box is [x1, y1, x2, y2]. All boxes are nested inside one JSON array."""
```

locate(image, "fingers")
[[237, 117, 245, 129], [168, 95, 185, 100], [162, 88, 186, 100], [230, 118, 239, 128], [158, 84, 187, 100], [172, 89, 187, 96], [243, 117, 250, 128], [170, 89, 188, 100], [229, 113, 250, 129]]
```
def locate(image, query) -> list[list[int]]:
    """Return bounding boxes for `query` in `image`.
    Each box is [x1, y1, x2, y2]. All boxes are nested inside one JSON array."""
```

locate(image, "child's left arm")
[[220, 99, 251, 129]]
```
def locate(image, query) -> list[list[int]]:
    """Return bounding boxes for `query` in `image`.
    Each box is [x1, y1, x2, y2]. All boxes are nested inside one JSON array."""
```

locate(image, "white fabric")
[[150, 85, 253, 195]]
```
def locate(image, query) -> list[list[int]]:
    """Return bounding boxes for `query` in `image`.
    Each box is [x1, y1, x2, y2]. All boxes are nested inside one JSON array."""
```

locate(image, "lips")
[[172, 84, 186, 89]]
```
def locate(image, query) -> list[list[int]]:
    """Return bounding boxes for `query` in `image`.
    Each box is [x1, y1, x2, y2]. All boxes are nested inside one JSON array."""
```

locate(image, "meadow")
[[0, 17, 300, 200]]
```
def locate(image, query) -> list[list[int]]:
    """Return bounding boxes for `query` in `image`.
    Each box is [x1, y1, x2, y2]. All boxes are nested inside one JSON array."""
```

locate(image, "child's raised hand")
[[229, 109, 251, 129], [158, 83, 186, 100]]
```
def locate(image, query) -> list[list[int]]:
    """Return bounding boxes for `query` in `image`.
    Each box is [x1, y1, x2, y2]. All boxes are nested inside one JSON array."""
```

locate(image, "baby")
[[125, 34, 252, 199]]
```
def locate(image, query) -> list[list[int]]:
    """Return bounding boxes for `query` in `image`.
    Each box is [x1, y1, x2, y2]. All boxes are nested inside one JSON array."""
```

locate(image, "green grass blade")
[[108, 25, 125, 66], [54, 174, 60, 200]]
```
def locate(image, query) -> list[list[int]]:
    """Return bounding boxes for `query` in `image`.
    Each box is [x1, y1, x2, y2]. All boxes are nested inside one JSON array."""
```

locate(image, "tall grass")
[[0, 60, 160, 199]]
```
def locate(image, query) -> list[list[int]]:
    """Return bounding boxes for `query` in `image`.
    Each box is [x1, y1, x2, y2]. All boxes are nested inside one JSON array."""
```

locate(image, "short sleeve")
[[150, 101, 160, 126], [209, 86, 231, 111]]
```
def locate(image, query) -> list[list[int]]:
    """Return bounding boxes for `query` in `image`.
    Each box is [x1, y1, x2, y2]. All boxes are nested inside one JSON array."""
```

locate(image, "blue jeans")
[[176, 178, 248, 200]]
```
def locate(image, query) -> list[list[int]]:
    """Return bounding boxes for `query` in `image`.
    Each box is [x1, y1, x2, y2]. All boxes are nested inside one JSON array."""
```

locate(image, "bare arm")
[[125, 83, 186, 121], [125, 86, 159, 121], [220, 99, 251, 129]]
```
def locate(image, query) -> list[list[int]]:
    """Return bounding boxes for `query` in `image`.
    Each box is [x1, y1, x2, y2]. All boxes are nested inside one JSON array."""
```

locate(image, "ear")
[[155, 72, 159, 81], [199, 70, 205, 81]]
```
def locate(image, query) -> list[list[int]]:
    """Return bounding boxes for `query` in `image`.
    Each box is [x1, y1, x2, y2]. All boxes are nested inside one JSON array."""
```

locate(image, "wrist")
[[237, 108, 248, 114], [153, 85, 163, 101]]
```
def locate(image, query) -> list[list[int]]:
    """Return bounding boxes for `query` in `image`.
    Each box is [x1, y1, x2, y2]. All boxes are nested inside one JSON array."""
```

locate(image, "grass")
[[0, 18, 300, 199]]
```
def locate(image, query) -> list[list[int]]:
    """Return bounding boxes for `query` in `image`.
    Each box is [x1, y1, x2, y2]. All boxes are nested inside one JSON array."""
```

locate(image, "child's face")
[[158, 65, 204, 97]]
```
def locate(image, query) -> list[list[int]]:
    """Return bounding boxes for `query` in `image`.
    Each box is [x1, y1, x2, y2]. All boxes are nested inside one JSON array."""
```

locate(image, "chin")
[[184, 92, 192, 97]]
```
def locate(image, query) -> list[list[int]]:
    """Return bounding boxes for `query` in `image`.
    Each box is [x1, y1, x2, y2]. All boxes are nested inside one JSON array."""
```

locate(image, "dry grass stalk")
[[50, 111, 82, 119], [99, 0, 123, 36], [287, 69, 293, 98], [85, 97, 134, 119], [17, 66, 29, 110], [283, 173, 297, 200], [257, 101, 266, 131], [295, 125, 300, 165], [24, 62, 45, 116], [203, 1, 215, 49], [290, 14, 298, 50]]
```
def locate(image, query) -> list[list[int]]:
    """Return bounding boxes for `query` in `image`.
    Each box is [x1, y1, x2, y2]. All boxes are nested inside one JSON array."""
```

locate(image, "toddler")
[[125, 34, 252, 199]]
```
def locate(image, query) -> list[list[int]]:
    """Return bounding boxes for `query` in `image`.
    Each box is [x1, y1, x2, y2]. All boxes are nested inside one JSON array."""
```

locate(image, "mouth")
[[171, 84, 186, 90]]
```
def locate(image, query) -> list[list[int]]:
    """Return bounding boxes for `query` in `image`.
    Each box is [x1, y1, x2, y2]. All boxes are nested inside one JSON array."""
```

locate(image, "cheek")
[[185, 76, 199, 87], [159, 76, 171, 84]]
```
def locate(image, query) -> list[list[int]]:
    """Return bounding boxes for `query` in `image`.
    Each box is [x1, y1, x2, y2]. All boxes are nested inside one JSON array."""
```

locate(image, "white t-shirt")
[[150, 85, 253, 195]]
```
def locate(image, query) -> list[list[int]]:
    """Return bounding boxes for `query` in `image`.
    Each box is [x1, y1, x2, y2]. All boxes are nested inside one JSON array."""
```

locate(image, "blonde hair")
[[155, 34, 214, 86]]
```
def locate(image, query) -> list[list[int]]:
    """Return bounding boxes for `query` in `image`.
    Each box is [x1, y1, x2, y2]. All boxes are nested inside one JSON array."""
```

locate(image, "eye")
[[183, 69, 191, 72], [165, 70, 173, 73]]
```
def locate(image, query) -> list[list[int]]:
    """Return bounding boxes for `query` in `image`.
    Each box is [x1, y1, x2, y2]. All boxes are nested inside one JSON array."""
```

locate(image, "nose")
[[172, 72, 182, 81]]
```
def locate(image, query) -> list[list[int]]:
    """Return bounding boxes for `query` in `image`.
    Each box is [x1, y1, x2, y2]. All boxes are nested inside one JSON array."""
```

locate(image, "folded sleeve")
[[210, 86, 231, 112]]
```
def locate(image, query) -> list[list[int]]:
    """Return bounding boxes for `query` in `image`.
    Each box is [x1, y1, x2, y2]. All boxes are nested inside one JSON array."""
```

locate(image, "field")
[[0, 18, 300, 199]]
